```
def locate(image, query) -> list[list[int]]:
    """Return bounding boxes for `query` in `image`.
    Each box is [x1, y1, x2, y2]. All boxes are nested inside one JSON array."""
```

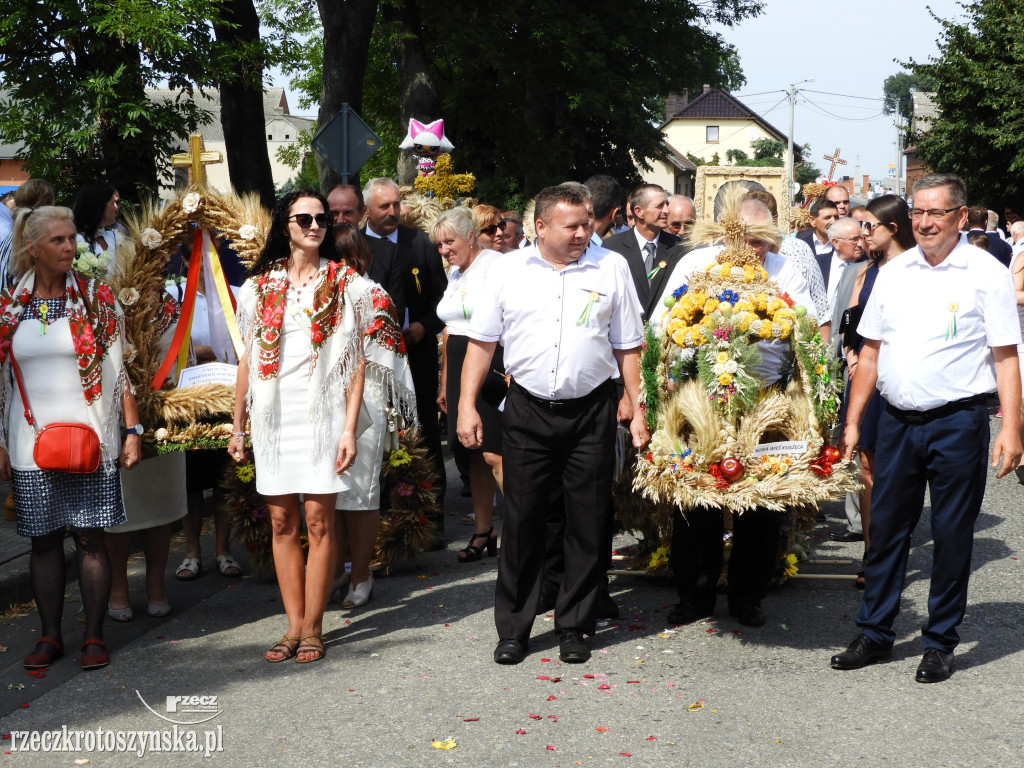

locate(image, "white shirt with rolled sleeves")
[[466, 242, 643, 400], [857, 236, 1021, 411], [652, 245, 816, 387]]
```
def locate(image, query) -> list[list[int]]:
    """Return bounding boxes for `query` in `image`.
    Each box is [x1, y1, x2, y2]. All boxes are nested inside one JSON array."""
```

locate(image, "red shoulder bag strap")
[[9, 351, 39, 432]]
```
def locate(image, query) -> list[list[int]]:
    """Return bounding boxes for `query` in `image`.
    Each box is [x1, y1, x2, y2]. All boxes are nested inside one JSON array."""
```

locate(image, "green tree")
[[269, 0, 760, 202], [882, 70, 938, 123], [907, 0, 1024, 203], [0, 1, 223, 203]]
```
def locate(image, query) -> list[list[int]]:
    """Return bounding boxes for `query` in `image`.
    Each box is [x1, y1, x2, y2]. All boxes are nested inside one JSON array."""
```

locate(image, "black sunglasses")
[[480, 221, 508, 236], [289, 212, 332, 229]]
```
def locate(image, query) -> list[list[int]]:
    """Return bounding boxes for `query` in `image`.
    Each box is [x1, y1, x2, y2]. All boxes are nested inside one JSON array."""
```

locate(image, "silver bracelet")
[[231, 432, 245, 439], [342, 431, 354, 438]]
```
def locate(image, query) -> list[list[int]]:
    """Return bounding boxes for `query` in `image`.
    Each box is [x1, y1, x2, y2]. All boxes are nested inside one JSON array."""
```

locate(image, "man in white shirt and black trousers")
[[831, 173, 1022, 683], [458, 183, 650, 665]]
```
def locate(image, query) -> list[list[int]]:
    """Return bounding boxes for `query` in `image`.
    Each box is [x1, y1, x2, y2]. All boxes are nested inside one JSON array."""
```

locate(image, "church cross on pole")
[[823, 147, 847, 181], [171, 134, 223, 187]]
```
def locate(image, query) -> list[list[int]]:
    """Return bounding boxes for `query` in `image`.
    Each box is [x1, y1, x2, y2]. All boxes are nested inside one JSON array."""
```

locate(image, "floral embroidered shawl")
[[0, 270, 129, 467], [237, 259, 370, 470]]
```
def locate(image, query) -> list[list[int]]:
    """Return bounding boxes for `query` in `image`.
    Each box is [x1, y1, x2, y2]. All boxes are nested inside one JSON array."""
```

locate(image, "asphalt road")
[[1, 419, 1023, 767]]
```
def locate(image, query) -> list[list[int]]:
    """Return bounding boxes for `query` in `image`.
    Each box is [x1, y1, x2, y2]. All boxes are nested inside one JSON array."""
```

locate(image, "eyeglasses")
[[909, 206, 962, 220], [288, 212, 332, 229], [861, 221, 887, 232], [480, 221, 508, 236]]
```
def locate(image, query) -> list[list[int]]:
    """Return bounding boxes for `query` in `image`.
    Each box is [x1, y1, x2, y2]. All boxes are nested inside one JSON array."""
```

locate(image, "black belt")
[[885, 393, 989, 425], [510, 379, 613, 411]]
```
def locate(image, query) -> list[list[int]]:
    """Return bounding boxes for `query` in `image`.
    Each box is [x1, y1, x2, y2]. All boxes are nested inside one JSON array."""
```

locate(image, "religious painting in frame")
[[694, 166, 790, 231]]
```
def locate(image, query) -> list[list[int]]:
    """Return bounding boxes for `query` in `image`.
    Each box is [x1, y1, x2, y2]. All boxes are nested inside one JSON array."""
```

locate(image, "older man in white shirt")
[[831, 173, 1022, 684]]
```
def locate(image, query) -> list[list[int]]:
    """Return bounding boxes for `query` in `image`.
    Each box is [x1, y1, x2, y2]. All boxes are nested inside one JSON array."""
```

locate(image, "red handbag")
[[11, 353, 101, 474]]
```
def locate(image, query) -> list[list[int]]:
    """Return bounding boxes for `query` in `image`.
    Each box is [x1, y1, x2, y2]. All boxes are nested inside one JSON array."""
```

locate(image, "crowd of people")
[[2, 168, 1020, 684]]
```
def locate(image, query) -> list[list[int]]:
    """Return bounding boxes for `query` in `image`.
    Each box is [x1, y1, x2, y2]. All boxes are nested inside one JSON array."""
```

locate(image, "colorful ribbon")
[[412, 267, 422, 294], [576, 291, 599, 326], [151, 234, 203, 390], [647, 260, 667, 280], [945, 302, 958, 341]]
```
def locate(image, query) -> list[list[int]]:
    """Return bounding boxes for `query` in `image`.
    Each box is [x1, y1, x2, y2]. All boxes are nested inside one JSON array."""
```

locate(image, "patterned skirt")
[[13, 467, 126, 537]]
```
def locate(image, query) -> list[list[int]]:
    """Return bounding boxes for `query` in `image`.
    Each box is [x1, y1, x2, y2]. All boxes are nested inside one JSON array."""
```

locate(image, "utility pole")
[[787, 79, 813, 202]]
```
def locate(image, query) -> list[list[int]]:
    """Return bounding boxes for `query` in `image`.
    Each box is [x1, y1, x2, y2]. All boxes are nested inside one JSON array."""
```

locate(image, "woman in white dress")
[[0, 206, 142, 672], [330, 223, 417, 608], [230, 191, 366, 664]]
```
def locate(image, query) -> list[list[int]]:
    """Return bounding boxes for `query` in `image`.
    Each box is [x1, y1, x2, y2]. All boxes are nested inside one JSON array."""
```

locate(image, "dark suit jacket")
[[796, 229, 835, 285], [601, 228, 685, 321], [968, 229, 1013, 267], [363, 232, 408, 317]]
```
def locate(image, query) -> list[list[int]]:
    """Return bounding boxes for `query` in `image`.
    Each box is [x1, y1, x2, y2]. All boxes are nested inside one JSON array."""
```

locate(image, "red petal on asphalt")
[[540, 658, 551, 662], [583, 674, 595, 679], [19, 704, 28, 709], [528, 714, 542, 720], [705, 628, 720, 634], [551, 677, 561, 683], [463, 718, 479, 722], [546, 695, 557, 701], [515, 729, 527, 735], [546, 745, 556, 750], [626, 680, 640, 684], [598, 684, 612, 690], [619, 752, 632, 756], [646, 736, 656, 740], [1, 735, 9, 740], [596, 727, 609, 732], [536, 676, 550, 680]]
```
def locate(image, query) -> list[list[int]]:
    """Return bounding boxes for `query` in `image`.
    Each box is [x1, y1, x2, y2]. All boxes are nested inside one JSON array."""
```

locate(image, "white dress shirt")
[[859, 235, 1021, 411], [437, 249, 500, 336], [633, 227, 659, 272], [811, 232, 833, 257], [468, 243, 643, 400], [653, 245, 816, 386], [365, 225, 398, 244]]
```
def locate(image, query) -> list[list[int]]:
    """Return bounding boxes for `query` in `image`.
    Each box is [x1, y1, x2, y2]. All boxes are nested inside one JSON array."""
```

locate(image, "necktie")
[[643, 242, 657, 281]]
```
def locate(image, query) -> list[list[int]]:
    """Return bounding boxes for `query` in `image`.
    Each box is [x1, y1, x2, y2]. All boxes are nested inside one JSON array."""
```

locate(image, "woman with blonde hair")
[[0, 206, 142, 671], [433, 207, 506, 561]]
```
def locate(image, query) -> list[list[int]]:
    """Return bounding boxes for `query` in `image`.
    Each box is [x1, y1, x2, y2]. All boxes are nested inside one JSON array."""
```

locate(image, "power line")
[[801, 98, 887, 123], [803, 88, 884, 102]]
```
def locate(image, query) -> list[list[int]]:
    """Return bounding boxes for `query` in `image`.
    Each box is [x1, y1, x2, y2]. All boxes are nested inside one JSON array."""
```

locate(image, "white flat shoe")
[[343, 575, 374, 608]]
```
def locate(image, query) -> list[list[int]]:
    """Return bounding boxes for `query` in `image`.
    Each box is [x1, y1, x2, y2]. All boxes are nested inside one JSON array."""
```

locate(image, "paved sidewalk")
[[2, 424, 1024, 766]]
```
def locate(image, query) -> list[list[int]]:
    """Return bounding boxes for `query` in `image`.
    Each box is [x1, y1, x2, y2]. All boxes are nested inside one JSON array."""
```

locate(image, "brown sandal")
[[265, 635, 299, 663], [295, 635, 325, 664]]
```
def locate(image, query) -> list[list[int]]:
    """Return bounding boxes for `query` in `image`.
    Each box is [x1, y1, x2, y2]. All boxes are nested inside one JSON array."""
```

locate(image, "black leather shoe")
[[731, 604, 766, 627], [830, 634, 892, 670], [666, 602, 714, 625], [494, 638, 528, 665], [915, 649, 954, 683], [830, 530, 864, 542], [558, 629, 590, 663]]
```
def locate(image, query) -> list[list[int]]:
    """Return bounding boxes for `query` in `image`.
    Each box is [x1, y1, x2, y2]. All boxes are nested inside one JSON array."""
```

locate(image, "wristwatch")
[[125, 424, 145, 436]]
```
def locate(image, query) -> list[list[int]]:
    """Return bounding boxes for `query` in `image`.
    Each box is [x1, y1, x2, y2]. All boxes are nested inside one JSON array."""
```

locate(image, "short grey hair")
[[912, 173, 967, 208], [987, 209, 999, 229], [431, 206, 478, 245], [12, 205, 75, 278], [362, 177, 400, 207], [828, 216, 861, 241], [1010, 220, 1024, 237]]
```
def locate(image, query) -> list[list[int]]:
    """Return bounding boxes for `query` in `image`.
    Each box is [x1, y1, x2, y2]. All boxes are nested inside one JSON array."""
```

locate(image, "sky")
[[715, 0, 967, 183]]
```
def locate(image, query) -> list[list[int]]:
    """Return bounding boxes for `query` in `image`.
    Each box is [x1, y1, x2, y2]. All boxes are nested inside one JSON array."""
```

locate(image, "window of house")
[[706, 126, 719, 143], [285, 134, 290, 140], [267, 134, 273, 140]]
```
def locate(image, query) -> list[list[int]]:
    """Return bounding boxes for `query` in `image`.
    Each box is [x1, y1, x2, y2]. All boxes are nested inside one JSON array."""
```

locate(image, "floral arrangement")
[[412, 153, 475, 209], [73, 241, 113, 279], [633, 185, 859, 518], [109, 185, 269, 447]]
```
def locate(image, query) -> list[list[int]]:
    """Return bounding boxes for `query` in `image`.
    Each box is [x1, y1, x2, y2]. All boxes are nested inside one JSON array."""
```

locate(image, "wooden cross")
[[823, 147, 847, 181], [171, 134, 223, 187]]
